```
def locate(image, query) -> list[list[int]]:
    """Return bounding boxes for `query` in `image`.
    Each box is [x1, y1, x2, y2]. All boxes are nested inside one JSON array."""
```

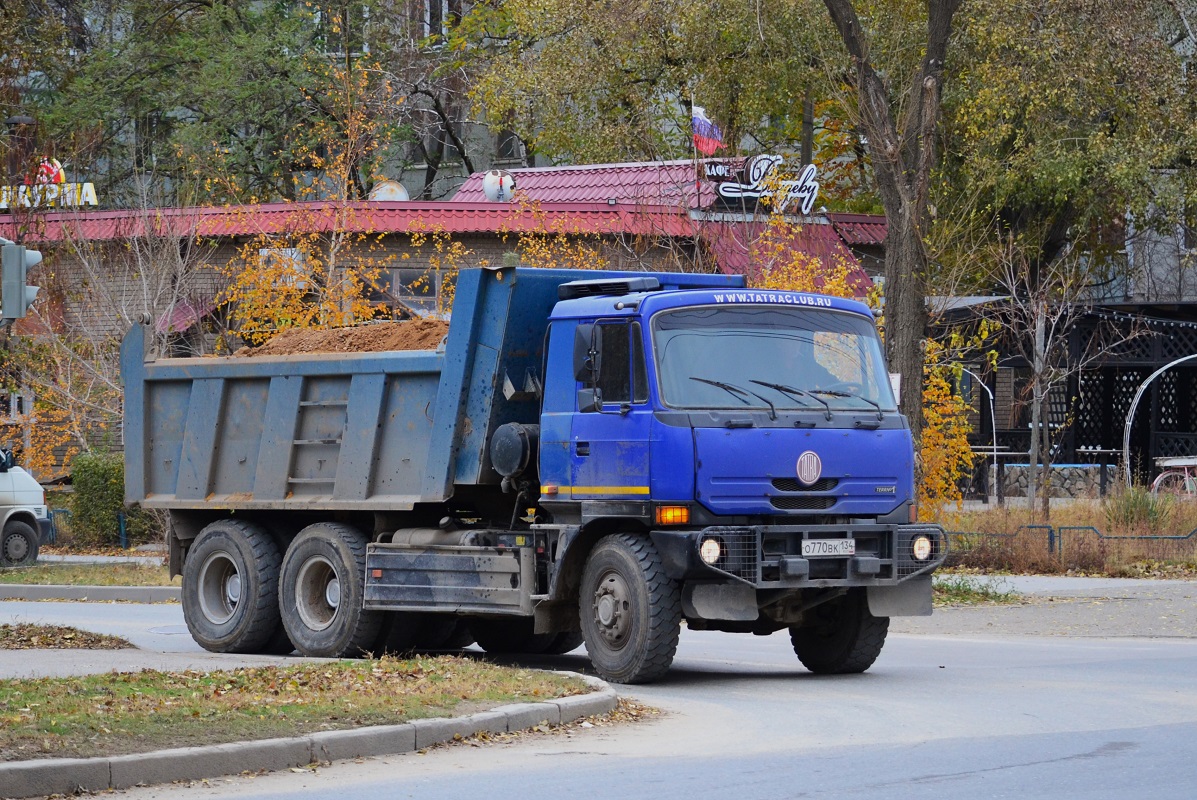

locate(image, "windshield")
[[652, 305, 897, 412]]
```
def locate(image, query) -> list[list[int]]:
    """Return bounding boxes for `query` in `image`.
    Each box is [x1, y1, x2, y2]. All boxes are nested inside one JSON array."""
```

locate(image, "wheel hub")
[[295, 555, 339, 632], [592, 573, 630, 645], [224, 573, 242, 605], [197, 552, 240, 625], [4, 533, 28, 562]]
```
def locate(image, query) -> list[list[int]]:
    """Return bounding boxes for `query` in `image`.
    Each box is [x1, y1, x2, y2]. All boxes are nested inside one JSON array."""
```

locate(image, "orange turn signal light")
[[655, 505, 691, 525]]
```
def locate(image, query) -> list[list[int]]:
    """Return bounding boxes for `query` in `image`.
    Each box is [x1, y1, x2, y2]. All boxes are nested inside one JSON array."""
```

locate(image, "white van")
[[0, 450, 49, 567]]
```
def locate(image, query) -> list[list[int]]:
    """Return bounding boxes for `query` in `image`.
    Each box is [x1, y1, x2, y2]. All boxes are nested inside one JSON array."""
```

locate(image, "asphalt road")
[[3, 578, 1196, 799]]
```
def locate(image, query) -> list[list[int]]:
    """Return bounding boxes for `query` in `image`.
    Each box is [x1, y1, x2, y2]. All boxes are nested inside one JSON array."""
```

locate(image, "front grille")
[[771, 496, 836, 510], [772, 478, 838, 492]]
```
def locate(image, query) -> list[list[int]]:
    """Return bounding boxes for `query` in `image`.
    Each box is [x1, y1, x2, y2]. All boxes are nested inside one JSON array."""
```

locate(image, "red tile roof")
[[827, 212, 887, 246], [0, 161, 879, 295], [453, 159, 718, 208], [0, 201, 695, 243]]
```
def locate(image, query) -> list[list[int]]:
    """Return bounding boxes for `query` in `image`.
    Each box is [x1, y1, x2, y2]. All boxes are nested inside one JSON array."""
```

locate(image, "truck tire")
[[579, 533, 681, 684], [181, 520, 282, 653], [279, 522, 382, 658], [1, 519, 39, 568], [790, 588, 889, 674]]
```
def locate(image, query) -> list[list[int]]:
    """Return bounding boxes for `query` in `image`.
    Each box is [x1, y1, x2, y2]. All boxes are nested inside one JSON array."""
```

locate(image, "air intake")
[[558, 276, 661, 300]]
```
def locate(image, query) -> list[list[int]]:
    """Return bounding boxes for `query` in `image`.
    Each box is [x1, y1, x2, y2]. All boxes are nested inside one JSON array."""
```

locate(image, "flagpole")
[[690, 94, 701, 210]]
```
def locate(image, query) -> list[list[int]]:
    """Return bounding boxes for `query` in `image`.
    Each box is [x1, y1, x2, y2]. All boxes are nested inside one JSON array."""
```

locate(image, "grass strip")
[[933, 574, 1020, 607], [0, 656, 587, 762], [0, 564, 175, 587], [0, 623, 133, 650]]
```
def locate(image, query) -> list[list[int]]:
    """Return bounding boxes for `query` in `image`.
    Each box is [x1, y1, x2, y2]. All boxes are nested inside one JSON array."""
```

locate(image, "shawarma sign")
[[0, 159, 98, 211]]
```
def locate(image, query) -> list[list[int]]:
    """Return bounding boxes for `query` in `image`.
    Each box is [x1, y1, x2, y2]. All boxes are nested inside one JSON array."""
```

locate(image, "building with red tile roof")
[[0, 159, 886, 338]]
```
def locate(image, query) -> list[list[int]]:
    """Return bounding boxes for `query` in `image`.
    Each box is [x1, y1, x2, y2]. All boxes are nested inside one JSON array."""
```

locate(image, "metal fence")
[[947, 524, 1197, 568]]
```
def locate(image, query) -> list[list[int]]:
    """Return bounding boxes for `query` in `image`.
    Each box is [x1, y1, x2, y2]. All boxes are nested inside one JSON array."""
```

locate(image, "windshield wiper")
[[690, 377, 777, 420], [809, 389, 884, 421], [750, 379, 831, 421]]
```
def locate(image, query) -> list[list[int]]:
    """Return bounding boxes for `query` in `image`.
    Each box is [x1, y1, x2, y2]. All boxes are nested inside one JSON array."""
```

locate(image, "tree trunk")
[[822, 0, 963, 446], [1028, 309, 1047, 518]]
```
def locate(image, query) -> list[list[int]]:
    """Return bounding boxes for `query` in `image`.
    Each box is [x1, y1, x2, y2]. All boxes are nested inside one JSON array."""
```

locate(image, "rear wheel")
[[279, 522, 382, 658], [1, 519, 39, 568], [181, 520, 281, 653], [579, 534, 681, 684], [789, 589, 889, 674]]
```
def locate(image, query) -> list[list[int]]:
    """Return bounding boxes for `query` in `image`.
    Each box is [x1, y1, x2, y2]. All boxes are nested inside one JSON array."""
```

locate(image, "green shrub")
[[68, 451, 162, 548], [1101, 483, 1173, 535]]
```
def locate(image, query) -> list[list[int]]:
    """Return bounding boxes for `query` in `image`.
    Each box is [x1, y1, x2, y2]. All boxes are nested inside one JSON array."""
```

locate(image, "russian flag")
[[691, 106, 726, 156]]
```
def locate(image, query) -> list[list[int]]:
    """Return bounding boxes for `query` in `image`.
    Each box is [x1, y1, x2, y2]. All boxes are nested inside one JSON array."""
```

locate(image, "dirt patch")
[[234, 319, 449, 357]]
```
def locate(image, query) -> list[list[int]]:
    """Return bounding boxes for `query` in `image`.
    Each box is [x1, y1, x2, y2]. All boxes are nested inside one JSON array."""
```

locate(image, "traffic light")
[[0, 237, 41, 320]]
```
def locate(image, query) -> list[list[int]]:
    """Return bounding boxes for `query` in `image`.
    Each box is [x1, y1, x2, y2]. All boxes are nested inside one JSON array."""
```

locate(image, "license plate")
[[802, 538, 856, 557]]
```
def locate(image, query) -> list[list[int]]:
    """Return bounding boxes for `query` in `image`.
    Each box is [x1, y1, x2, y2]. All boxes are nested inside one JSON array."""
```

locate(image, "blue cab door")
[[569, 320, 652, 501]]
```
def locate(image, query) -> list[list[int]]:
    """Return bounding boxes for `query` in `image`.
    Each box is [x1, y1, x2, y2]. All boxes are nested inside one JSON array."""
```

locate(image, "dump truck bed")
[[122, 266, 740, 512]]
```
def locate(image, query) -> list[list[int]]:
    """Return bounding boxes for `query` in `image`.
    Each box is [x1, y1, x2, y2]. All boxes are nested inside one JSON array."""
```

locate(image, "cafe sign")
[[703, 154, 819, 215]]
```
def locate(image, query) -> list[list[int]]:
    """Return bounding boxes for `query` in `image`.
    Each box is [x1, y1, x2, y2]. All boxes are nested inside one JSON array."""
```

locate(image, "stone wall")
[[991, 464, 1118, 499]]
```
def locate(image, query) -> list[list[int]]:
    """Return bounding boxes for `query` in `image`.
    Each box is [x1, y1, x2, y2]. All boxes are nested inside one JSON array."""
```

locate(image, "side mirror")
[[577, 387, 603, 413], [573, 323, 602, 382], [0, 449, 11, 473]]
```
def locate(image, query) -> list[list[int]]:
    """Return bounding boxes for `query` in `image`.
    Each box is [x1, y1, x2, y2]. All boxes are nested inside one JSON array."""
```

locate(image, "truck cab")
[[514, 277, 945, 680]]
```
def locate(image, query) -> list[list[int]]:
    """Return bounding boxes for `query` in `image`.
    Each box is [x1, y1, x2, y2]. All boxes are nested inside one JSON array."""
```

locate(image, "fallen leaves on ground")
[[0, 623, 133, 650]]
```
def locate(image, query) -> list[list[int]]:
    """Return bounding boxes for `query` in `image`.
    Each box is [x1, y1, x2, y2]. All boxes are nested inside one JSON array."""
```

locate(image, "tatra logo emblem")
[[796, 451, 822, 486]]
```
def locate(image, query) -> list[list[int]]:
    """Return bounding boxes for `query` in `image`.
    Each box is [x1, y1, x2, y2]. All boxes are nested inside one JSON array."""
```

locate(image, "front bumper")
[[651, 523, 947, 588]]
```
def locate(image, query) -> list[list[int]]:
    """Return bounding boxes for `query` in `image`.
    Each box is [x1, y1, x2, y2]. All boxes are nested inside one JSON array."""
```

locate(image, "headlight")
[[911, 534, 933, 561], [699, 537, 723, 565]]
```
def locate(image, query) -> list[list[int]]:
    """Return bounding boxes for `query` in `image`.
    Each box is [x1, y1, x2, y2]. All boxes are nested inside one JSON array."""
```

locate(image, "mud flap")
[[682, 582, 758, 621], [867, 575, 933, 617]]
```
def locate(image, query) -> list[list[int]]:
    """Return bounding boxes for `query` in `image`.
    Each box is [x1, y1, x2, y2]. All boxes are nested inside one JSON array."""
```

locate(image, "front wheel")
[[279, 522, 382, 658], [790, 589, 889, 674], [1, 519, 39, 568], [579, 534, 681, 684]]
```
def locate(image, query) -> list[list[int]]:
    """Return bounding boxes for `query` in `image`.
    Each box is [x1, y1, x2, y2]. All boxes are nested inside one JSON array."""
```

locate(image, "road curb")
[[0, 673, 616, 798], [0, 584, 181, 603]]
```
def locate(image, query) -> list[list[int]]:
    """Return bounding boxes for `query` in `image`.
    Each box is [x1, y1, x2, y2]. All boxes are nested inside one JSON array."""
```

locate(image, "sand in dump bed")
[[234, 319, 450, 357]]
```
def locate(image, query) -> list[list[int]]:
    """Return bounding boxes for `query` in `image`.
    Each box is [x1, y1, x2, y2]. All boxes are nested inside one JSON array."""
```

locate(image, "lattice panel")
[[1161, 327, 1197, 360], [997, 430, 1031, 455], [1155, 434, 1197, 459], [1110, 368, 1149, 424], [1157, 372, 1180, 432], [1047, 384, 1069, 427], [1094, 324, 1156, 362], [1073, 370, 1108, 450]]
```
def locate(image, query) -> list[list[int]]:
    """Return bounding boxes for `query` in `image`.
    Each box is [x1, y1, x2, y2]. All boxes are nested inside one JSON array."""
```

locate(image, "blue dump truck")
[[122, 266, 946, 683]]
